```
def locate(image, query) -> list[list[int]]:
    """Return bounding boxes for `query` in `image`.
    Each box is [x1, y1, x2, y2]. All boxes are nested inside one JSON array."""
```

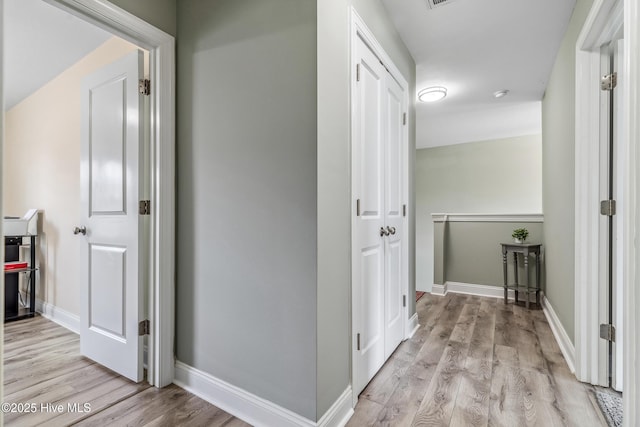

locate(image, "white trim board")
[[407, 313, 419, 339], [430, 281, 575, 373], [36, 301, 80, 334], [174, 361, 353, 427], [432, 213, 544, 223]]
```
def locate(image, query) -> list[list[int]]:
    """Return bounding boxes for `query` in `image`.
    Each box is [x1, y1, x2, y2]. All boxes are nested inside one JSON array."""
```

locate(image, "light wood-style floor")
[[3, 316, 248, 427], [348, 293, 607, 427]]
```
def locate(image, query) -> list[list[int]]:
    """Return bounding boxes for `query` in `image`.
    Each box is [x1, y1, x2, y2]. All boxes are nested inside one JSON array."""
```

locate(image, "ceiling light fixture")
[[493, 89, 509, 98], [418, 86, 447, 102]]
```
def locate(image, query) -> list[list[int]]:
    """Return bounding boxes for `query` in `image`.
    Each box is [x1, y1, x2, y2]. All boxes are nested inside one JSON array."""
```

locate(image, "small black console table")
[[500, 243, 542, 309]]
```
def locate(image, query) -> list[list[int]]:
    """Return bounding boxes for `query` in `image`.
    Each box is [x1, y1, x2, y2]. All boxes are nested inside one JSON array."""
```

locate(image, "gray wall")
[[434, 221, 544, 286], [108, 0, 176, 36], [317, 0, 416, 417], [176, 0, 318, 419], [416, 135, 543, 292], [541, 0, 593, 343]]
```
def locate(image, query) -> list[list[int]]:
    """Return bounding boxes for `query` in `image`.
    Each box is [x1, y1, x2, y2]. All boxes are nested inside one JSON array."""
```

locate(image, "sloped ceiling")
[[4, 0, 111, 110]]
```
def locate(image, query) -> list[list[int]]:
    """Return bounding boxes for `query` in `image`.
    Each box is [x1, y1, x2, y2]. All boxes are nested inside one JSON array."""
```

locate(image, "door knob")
[[380, 227, 389, 237], [73, 226, 87, 235], [387, 226, 396, 235]]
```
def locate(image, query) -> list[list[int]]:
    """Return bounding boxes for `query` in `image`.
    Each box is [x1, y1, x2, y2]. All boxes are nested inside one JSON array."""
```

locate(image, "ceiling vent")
[[426, 0, 456, 9]]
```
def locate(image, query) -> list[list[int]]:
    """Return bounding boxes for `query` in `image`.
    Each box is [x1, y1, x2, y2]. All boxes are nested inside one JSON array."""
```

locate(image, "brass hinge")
[[139, 319, 150, 336], [403, 295, 407, 308], [139, 79, 151, 96], [139, 200, 151, 215], [356, 333, 361, 351], [601, 73, 617, 91], [356, 199, 361, 216], [403, 113, 407, 126], [600, 200, 616, 216], [403, 204, 407, 217], [600, 324, 616, 342], [356, 64, 360, 82]]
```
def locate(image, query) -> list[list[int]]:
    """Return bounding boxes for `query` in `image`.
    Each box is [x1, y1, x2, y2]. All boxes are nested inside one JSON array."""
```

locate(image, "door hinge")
[[356, 333, 361, 351], [601, 73, 617, 91], [356, 199, 361, 216], [600, 324, 616, 342], [356, 64, 360, 82], [600, 200, 616, 216], [403, 295, 407, 307], [403, 113, 407, 126], [403, 204, 407, 217], [139, 200, 151, 215], [139, 79, 151, 96], [139, 319, 150, 336]]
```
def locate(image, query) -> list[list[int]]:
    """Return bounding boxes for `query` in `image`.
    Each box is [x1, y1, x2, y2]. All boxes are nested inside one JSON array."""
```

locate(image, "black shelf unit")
[[4, 234, 37, 322]]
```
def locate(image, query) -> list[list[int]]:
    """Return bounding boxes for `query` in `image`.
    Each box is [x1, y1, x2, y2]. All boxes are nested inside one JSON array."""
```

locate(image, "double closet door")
[[352, 36, 407, 396]]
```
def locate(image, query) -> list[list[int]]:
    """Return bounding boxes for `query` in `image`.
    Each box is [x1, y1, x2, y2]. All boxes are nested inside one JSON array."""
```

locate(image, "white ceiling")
[[3, 0, 111, 110], [381, 0, 576, 148]]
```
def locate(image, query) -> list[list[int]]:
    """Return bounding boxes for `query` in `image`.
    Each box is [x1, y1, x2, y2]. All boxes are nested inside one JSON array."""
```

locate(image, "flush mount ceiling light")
[[418, 86, 447, 102], [493, 89, 510, 98]]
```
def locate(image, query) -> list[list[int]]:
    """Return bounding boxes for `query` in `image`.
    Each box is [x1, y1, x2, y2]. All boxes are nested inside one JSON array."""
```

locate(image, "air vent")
[[426, 0, 456, 9]]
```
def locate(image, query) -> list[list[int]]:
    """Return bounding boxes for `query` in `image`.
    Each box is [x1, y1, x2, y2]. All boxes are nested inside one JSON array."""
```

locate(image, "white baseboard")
[[407, 313, 419, 339], [174, 361, 353, 427], [36, 300, 80, 334], [431, 281, 538, 302], [541, 296, 576, 373]]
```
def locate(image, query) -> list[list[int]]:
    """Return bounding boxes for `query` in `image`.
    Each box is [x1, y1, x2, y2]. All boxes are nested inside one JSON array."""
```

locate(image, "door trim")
[[43, 0, 176, 387], [349, 7, 410, 406]]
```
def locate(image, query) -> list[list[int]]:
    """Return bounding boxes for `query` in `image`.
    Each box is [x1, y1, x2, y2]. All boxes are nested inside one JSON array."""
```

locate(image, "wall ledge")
[[432, 213, 544, 223]]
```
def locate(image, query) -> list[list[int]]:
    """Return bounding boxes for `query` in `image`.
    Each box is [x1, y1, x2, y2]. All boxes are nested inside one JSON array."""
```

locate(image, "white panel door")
[[79, 50, 144, 382], [383, 74, 404, 359], [353, 36, 386, 396]]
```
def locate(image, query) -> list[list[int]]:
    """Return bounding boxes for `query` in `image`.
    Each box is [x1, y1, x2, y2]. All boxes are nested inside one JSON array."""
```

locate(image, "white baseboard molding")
[[407, 313, 419, 339], [431, 281, 538, 302], [174, 361, 353, 427], [36, 300, 80, 334], [541, 296, 576, 374]]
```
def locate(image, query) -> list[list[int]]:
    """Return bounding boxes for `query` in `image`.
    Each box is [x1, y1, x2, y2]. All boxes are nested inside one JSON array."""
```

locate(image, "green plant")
[[512, 228, 529, 241]]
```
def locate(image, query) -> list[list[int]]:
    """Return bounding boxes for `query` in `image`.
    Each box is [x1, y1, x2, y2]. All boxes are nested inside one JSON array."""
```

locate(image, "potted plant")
[[512, 228, 529, 244]]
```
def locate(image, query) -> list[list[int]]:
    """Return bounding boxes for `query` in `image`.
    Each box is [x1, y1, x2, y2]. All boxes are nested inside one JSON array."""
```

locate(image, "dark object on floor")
[[416, 291, 425, 301], [595, 390, 623, 427]]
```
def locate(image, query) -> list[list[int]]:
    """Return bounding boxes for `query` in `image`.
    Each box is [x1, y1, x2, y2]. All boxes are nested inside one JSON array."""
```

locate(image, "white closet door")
[[353, 36, 386, 396], [383, 74, 405, 359]]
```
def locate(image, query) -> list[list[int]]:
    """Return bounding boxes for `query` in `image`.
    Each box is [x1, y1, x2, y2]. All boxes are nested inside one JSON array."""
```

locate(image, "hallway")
[[348, 293, 605, 426]]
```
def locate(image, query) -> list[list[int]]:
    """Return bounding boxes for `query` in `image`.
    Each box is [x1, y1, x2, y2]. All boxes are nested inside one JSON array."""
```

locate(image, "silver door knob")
[[380, 227, 389, 237], [73, 226, 87, 235], [387, 226, 396, 235]]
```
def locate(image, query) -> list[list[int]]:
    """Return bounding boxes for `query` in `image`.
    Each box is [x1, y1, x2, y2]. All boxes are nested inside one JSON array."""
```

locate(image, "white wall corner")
[[317, 387, 354, 427], [407, 313, 419, 339], [541, 296, 576, 373], [36, 300, 80, 334], [174, 361, 322, 427]]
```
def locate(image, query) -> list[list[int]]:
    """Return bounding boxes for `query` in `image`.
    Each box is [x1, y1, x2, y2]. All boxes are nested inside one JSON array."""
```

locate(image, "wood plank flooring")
[[348, 293, 606, 427], [3, 316, 248, 427]]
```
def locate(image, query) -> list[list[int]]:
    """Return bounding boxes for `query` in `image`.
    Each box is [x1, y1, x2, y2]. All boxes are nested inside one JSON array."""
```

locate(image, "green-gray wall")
[[541, 0, 594, 344], [176, 0, 318, 419], [109, 0, 176, 36], [416, 135, 543, 292], [317, 0, 416, 417]]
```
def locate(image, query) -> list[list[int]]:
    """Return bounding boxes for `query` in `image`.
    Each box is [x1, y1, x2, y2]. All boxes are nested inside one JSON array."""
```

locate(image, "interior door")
[[383, 73, 404, 359], [353, 36, 386, 396], [78, 50, 144, 382]]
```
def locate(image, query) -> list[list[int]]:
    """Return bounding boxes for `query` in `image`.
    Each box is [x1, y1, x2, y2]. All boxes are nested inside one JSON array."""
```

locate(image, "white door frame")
[[350, 7, 410, 405], [575, 0, 639, 423], [7, 0, 176, 387]]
